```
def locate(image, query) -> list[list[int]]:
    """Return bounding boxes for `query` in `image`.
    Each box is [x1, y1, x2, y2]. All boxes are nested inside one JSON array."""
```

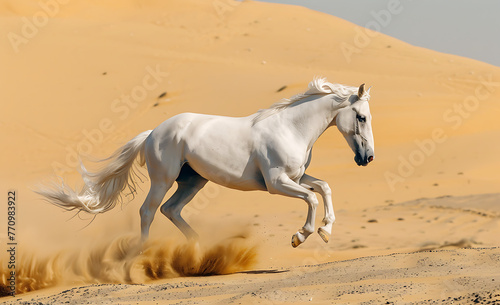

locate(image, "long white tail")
[[38, 130, 153, 214]]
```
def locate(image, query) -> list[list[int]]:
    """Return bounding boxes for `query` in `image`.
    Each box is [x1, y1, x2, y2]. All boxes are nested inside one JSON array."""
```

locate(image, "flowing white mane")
[[252, 77, 358, 125]]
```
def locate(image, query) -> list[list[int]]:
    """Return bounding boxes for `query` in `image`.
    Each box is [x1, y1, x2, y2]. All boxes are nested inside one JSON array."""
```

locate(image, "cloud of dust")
[[0, 234, 257, 297]]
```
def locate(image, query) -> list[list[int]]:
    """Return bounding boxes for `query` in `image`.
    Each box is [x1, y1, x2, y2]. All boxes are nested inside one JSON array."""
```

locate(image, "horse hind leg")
[[140, 155, 182, 241], [160, 164, 208, 240], [139, 178, 172, 241]]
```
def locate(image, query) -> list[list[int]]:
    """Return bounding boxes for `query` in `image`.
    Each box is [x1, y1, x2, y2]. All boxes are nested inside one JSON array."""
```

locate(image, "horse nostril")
[[368, 156, 374, 162]]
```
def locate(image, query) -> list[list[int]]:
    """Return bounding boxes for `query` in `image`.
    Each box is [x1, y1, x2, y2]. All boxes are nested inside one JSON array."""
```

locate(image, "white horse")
[[38, 78, 374, 247]]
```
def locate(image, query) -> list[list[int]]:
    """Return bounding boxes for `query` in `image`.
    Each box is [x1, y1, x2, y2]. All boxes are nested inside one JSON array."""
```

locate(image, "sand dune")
[[3, 246, 500, 304], [2, 192, 499, 303], [1, 0, 499, 303]]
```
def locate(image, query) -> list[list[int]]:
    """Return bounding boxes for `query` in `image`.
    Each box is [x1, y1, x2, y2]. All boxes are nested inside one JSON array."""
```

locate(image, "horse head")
[[335, 84, 375, 166]]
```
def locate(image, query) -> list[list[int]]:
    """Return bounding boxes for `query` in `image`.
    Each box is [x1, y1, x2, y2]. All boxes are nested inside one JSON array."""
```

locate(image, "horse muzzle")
[[355, 154, 374, 166]]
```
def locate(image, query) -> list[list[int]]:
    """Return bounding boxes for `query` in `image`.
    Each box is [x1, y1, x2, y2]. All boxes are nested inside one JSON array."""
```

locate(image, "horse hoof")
[[318, 227, 330, 243], [291, 234, 301, 248]]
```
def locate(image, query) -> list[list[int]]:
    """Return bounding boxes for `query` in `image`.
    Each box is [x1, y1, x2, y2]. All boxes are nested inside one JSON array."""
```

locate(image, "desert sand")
[[1, 0, 500, 304]]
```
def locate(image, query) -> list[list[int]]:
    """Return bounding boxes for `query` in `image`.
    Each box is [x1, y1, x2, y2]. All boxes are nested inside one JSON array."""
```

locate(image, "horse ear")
[[367, 86, 372, 95], [357, 83, 366, 98]]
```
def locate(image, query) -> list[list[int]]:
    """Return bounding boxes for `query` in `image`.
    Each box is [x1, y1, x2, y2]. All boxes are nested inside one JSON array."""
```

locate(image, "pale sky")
[[260, 0, 499, 67]]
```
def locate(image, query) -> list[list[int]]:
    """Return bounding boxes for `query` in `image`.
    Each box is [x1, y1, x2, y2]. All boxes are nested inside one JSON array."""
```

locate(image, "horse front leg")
[[300, 174, 335, 243], [266, 173, 319, 248]]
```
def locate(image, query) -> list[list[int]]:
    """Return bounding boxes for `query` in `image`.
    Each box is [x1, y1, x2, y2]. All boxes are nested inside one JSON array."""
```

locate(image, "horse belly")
[[183, 117, 266, 191], [189, 158, 265, 191], [187, 151, 266, 191]]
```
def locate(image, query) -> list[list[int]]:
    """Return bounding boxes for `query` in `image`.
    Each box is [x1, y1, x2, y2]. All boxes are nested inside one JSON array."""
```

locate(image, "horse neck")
[[280, 94, 340, 149]]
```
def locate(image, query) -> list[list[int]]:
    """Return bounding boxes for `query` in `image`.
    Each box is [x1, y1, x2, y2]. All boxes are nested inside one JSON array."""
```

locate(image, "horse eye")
[[356, 115, 366, 123]]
